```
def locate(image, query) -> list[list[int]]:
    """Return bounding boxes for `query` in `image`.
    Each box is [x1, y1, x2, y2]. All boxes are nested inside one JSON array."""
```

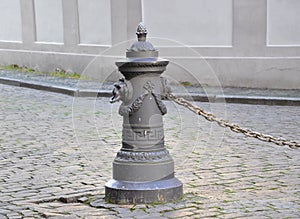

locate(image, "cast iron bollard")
[[105, 23, 183, 204]]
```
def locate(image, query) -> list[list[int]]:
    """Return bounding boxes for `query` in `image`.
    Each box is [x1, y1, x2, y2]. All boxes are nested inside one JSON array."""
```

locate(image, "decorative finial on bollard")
[[128, 22, 156, 52], [136, 22, 148, 41]]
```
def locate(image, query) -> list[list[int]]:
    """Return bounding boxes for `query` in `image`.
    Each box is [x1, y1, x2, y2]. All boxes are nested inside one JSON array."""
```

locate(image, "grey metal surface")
[[105, 23, 183, 204], [104, 178, 183, 204]]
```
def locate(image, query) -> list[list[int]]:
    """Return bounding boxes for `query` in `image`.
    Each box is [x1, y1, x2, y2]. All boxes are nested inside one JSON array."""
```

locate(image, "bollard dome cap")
[[117, 22, 169, 79]]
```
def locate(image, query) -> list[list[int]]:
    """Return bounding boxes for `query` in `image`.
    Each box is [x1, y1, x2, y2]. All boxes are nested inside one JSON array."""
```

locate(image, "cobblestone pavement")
[[1, 83, 300, 218]]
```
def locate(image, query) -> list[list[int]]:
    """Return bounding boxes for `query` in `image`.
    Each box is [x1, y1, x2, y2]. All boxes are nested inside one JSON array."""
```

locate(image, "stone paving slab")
[[0, 83, 300, 218]]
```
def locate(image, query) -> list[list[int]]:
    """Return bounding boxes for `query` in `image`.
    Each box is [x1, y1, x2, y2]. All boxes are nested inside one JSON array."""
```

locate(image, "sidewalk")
[[0, 68, 300, 218], [0, 69, 299, 105], [0, 81, 299, 218]]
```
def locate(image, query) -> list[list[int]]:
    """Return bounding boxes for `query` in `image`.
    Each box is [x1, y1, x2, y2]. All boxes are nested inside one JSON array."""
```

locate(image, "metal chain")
[[167, 93, 300, 149]]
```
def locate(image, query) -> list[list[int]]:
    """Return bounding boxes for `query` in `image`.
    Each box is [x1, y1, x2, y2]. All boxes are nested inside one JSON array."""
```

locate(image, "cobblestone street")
[[1, 83, 300, 218]]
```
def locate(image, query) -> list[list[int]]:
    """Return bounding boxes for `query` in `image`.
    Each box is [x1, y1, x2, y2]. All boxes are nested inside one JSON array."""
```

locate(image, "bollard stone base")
[[105, 178, 183, 204]]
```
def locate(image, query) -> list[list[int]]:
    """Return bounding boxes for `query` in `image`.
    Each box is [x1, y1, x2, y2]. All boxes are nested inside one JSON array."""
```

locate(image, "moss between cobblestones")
[[129, 205, 136, 212], [180, 81, 192, 86], [63, 112, 70, 116], [83, 196, 95, 205], [224, 188, 236, 194], [95, 110, 105, 115], [148, 200, 166, 206], [222, 199, 233, 204], [267, 204, 279, 212]]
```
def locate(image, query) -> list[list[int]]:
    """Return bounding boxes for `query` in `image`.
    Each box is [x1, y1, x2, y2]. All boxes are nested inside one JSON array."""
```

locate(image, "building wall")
[[0, 0, 299, 89]]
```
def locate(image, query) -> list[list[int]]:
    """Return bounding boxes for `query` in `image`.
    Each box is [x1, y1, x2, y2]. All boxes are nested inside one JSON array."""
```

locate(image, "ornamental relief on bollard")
[[117, 80, 167, 116], [110, 78, 133, 104], [122, 127, 164, 141], [115, 150, 171, 162]]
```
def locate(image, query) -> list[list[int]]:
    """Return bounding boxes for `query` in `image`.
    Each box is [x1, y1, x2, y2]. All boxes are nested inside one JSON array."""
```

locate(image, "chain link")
[[167, 93, 300, 149]]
